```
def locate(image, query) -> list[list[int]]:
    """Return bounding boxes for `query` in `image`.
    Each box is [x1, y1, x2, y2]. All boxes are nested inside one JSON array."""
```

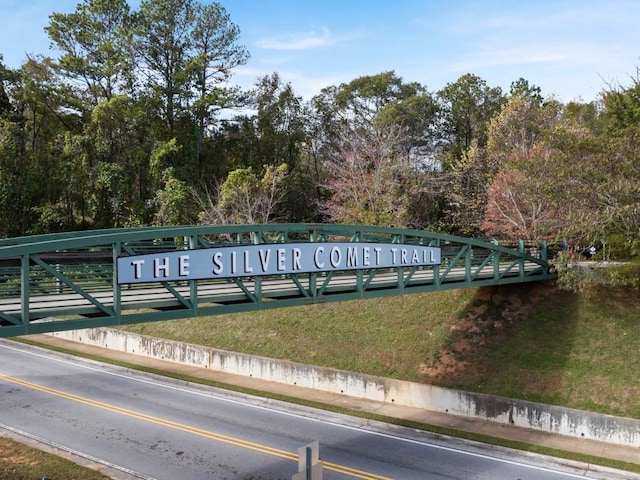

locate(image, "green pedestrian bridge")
[[0, 224, 559, 337]]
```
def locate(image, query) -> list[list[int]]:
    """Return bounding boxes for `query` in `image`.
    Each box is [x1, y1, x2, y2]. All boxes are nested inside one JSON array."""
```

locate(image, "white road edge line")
[[0, 340, 626, 479], [0, 421, 155, 480]]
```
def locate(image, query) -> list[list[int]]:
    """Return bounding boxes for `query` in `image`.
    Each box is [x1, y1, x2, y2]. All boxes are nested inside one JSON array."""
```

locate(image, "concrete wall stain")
[[48, 327, 640, 448]]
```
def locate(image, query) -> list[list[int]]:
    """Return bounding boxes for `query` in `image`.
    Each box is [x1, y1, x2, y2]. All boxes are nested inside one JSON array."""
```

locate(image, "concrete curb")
[[47, 327, 640, 448]]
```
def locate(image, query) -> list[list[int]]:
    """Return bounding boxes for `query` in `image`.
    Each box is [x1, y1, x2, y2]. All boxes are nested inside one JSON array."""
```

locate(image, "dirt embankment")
[[421, 282, 560, 384]]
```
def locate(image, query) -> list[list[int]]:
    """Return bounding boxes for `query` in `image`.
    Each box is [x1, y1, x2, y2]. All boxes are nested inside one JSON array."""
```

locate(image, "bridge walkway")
[[0, 224, 559, 337]]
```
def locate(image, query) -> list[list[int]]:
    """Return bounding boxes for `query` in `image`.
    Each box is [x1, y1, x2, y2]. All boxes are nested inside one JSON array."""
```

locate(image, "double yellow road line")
[[0, 373, 393, 480]]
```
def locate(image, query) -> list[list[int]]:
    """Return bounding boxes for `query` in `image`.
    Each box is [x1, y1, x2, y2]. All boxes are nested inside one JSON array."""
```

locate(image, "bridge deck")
[[0, 224, 559, 337]]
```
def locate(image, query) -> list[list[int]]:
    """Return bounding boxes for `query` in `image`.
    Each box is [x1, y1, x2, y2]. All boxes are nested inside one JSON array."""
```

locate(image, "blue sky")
[[2, 0, 640, 102]]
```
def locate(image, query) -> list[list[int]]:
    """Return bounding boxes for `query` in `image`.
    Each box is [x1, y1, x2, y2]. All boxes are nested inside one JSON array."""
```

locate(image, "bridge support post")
[[189, 235, 199, 314], [112, 242, 122, 321], [518, 240, 526, 277], [541, 240, 548, 261], [20, 254, 30, 330], [492, 239, 500, 279], [309, 272, 317, 298]]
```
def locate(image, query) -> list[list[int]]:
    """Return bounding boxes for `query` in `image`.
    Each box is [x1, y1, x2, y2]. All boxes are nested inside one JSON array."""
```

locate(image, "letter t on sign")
[[130, 259, 145, 280]]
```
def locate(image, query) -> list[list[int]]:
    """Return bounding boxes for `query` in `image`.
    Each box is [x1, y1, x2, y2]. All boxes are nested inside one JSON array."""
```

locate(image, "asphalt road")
[[0, 340, 630, 480]]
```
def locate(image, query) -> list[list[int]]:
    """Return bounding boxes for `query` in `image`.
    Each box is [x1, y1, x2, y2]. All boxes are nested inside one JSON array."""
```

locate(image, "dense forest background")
[[0, 0, 638, 272]]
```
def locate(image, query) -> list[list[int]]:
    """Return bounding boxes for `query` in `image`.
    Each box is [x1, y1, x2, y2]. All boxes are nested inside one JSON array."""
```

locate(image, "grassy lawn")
[[429, 284, 640, 418], [0, 436, 109, 480], [122, 282, 640, 419], [125, 287, 477, 382]]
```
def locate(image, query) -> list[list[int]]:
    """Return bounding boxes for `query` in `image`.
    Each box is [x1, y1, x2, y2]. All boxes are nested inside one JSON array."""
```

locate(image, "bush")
[[600, 233, 637, 261]]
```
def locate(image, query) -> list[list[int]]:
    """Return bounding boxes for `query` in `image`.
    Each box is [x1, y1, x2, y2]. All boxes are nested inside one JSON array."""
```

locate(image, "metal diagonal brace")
[[30, 256, 115, 317], [290, 274, 312, 298], [232, 277, 259, 303], [160, 282, 193, 309], [439, 245, 468, 282]]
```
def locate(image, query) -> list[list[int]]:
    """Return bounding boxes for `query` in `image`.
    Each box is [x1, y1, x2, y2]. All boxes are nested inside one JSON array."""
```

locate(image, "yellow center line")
[[0, 373, 393, 480]]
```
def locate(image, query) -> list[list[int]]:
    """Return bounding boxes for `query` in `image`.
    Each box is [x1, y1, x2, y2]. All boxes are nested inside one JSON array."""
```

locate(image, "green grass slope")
[[122, 282, 640, 419]]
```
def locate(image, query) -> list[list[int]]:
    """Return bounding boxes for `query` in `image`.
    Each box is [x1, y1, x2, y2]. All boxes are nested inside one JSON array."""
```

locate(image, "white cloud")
[[233, 64, 346, 99], [455, 46, 569, 71], [256, 28, 334, 50]]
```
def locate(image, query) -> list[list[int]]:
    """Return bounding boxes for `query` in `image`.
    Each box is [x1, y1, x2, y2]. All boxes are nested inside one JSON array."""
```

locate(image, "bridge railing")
[[0, 224, 560, 337]]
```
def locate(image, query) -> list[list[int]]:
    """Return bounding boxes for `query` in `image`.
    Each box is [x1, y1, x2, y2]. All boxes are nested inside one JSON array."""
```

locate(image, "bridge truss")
[[0, 224, 559, 337]]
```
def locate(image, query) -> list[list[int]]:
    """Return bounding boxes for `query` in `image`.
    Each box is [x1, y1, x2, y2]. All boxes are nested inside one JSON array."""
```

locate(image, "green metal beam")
[[0, 224, 560, 337]]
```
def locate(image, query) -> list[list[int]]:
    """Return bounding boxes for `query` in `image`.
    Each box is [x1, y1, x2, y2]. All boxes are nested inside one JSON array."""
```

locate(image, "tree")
[[0, 55, 16, 117], [230, 74, 307, 170], [312, 71, 426, 150], [197, 164, 288, 225], [436, 73, 504, 169], [564, 129, 640, 253], [189, 2, 249, 171], [136, 0, 196, 138], [481, 146, 564, 241], [311, 72, 444, 227], [86, 95, 154, 226], [39, 0, 251, 229], [320, 125, 413, 226], [443, 95, 560, 236], [332, 71, 425, 128], [601, 71, 640, 132], [550, 78, 640, 254], [443, 141, 488, 236], [376, 92, 439, 164], [224, 73, 315, 221], [46, 0, 135, 106], [0, 57, 78, 235], [152, 167, 193, 225], [487, 95, 561, 167], [509, 77, 543, 106], [134, 0, 249, 185]]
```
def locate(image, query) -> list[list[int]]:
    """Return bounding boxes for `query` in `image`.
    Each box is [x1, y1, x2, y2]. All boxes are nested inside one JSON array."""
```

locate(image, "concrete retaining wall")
[[48, 327, 640, 448]]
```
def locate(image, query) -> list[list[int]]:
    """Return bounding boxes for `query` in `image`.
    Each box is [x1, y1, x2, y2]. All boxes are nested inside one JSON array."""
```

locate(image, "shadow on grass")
[[423, 282, 583, 406], [425, 281, 640, 418]]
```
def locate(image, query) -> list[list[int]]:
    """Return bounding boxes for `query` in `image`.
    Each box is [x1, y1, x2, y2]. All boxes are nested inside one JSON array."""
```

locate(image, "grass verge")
[[0, 436, 110, 480]]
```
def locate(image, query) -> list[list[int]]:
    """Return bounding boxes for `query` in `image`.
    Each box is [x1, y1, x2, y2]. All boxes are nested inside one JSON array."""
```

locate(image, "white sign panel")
[[116, 242, 441, 284]]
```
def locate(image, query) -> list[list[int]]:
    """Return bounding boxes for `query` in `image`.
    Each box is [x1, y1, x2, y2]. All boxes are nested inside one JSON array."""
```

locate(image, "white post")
[[292, 440, 323, 480]]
